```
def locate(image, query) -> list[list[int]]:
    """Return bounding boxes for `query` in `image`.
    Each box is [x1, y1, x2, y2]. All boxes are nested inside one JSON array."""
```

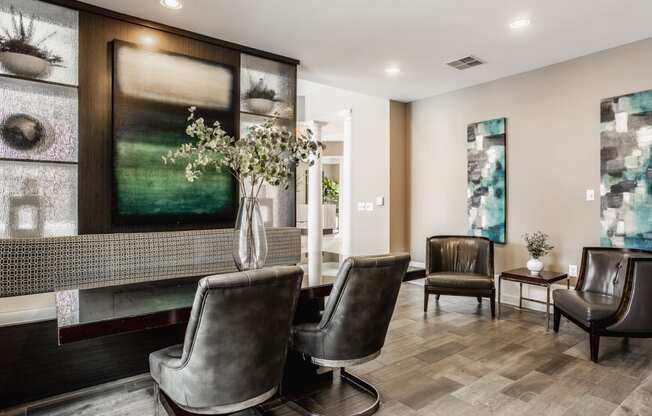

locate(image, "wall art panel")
[[0, 160, 77, 238], [0, 0, 78, 85], [0, 76, 77, 162], [600, 89, 652, 248], [112, 40, 237, 227], [467, 118, 506, 244]]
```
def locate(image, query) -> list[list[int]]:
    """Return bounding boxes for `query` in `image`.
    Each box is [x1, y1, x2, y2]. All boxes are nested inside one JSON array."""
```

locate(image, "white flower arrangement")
[[163, 107, 322, 199]]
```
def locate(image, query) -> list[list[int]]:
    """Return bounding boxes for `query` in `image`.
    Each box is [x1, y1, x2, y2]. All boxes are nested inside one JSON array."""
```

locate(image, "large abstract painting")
[[601, 89, 652, 248], [467, 118, 507, 244], [112, 41, 237, 227]]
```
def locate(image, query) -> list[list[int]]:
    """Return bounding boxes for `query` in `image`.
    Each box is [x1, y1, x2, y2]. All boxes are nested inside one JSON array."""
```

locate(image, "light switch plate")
[[376, 196, 385, 206], [365, 202, 374, 211], [586, 189, 595, 201], [568, 264, 578, 277]]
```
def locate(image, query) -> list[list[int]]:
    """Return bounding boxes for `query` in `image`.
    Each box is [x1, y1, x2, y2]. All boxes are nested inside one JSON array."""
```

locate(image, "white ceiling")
[[83, 0, 652, 102]]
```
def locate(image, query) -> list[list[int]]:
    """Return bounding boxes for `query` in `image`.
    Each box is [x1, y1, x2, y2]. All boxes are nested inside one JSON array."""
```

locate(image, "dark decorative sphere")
[[1, 113, 46, 150]]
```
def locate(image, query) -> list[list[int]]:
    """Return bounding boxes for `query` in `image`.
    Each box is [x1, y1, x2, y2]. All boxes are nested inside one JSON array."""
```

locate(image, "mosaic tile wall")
[[0, 77, 78, 162], [0, 227, 301, 297], [0, 161, 78, 238], [0, 0, 79, 86]]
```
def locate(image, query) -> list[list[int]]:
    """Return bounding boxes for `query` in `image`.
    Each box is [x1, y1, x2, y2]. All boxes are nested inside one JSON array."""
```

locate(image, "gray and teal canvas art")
[[600, 89, 652, 249], [112, 41, 237, 227], [467, 118, 506, 243]]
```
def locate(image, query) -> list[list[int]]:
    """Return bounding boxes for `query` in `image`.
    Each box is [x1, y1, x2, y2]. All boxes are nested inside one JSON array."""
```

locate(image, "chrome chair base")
[[286, 369, 380, 416], [156, 384, 265, 416]]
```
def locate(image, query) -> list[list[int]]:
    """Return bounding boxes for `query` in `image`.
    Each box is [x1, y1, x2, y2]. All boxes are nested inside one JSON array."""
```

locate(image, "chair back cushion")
[[608, 258, 652, 333], [579, 248, 652, 297], [317, 253, 410, 361], [426, 236, 493, 277], [175, 266, 303, 410]]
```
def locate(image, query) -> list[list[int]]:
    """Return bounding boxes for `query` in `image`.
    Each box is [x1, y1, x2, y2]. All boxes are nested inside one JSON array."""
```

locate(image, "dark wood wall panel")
[[78, 12, 240, 234], [0, 319, 186, 408], [0, 3, 300, 410]]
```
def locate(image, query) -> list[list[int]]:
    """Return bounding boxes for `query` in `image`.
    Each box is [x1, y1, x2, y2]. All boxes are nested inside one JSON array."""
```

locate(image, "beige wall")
[[390, 101, 409, 253], [409, 37, 652, 273], [300, 79, 390, 256]]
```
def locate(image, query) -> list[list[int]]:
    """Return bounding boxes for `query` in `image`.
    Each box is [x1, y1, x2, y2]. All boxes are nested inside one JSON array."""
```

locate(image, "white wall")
[[299, 80, 391, 256]]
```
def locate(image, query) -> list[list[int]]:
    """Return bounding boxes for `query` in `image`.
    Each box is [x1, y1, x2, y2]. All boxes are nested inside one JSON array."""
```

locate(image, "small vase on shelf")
[[232, 197, 267, 271], [526, 258, 544, 275]]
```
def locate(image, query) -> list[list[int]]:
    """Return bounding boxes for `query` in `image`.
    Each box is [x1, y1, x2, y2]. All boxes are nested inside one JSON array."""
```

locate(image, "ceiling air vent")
[[446, 55, 485, 70]]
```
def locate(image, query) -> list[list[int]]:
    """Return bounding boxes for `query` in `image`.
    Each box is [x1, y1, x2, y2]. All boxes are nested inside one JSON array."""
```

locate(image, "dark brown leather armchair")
[[553, 247, 652, 362], [424, 236, 495, 317]]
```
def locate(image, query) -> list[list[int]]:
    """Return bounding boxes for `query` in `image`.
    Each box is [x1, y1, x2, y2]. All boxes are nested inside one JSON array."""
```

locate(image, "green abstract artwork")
[[467, 118, 507, 244], [601, 89, 652, 249], [112, 41, 236, 226]]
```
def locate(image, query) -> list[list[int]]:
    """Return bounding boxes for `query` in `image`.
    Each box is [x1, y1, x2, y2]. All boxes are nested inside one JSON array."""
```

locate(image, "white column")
[[340, 109, 353, 261], [308, 121, 327, 286]]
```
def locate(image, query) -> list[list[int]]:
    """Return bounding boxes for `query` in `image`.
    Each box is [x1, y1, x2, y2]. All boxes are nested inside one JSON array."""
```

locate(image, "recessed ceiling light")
[[510, 18, 531, 30], [160, 0, 183, 10], [385, 66, 401, 75], [140, 35, 157, 46]]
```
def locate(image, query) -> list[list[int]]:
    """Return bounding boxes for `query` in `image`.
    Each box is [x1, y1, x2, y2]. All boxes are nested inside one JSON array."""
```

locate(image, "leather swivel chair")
[[149, 266, 303, 415], [424, 236, 495, 317], [553, 247, 652, 362], [289, 253, 410, 416]]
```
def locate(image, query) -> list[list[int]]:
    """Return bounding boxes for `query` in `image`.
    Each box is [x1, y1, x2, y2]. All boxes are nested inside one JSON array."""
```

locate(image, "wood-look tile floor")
[[21, 283, 652, 416]]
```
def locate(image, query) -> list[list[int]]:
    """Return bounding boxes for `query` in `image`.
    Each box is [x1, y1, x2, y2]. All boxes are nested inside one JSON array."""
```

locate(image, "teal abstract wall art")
[[467, 118, 507, 244], [601, 89, 652, 249]]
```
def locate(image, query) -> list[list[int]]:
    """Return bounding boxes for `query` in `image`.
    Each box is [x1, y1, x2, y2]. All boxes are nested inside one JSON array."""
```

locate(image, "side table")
[[498, 268, 570, 330]]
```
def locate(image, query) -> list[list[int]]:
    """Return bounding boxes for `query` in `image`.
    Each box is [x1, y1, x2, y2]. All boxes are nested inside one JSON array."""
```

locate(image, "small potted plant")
[[0, 6, 63, 78], [523, 231, 554, 275], [243, 77, 276, 114], [322, 177, 339, 204]]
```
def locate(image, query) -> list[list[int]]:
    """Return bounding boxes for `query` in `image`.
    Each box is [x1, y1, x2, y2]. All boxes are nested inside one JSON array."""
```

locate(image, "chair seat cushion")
[[149, 344, 183, 385], [425, 272, 493, 290], [553, 289, 620, 325]]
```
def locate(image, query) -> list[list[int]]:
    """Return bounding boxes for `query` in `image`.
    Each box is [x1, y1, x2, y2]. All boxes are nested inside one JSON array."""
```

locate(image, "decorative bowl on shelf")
[[0, 52, 50, 78], [244, 98, 275, 114]]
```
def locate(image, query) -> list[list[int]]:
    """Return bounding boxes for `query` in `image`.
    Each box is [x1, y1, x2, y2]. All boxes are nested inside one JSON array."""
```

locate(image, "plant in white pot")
[[523, 231, 554, 275], [0, 7, 63, 78], [163, 107, 322, 271], [244, 77, 276, 114]]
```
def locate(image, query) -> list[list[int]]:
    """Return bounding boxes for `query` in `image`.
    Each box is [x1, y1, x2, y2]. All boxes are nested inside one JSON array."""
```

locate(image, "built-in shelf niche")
[[239, 53, 297, 227], [0, 0, 79, 238], [240, 53, 295, 120]]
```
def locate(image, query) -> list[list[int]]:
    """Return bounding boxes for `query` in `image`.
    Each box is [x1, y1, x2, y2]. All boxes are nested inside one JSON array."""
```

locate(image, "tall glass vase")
[[233, 197, 268, 271]]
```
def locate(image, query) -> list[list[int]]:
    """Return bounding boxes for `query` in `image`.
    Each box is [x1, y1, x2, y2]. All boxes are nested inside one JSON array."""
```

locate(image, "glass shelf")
[[240, 110, 293, 121]]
